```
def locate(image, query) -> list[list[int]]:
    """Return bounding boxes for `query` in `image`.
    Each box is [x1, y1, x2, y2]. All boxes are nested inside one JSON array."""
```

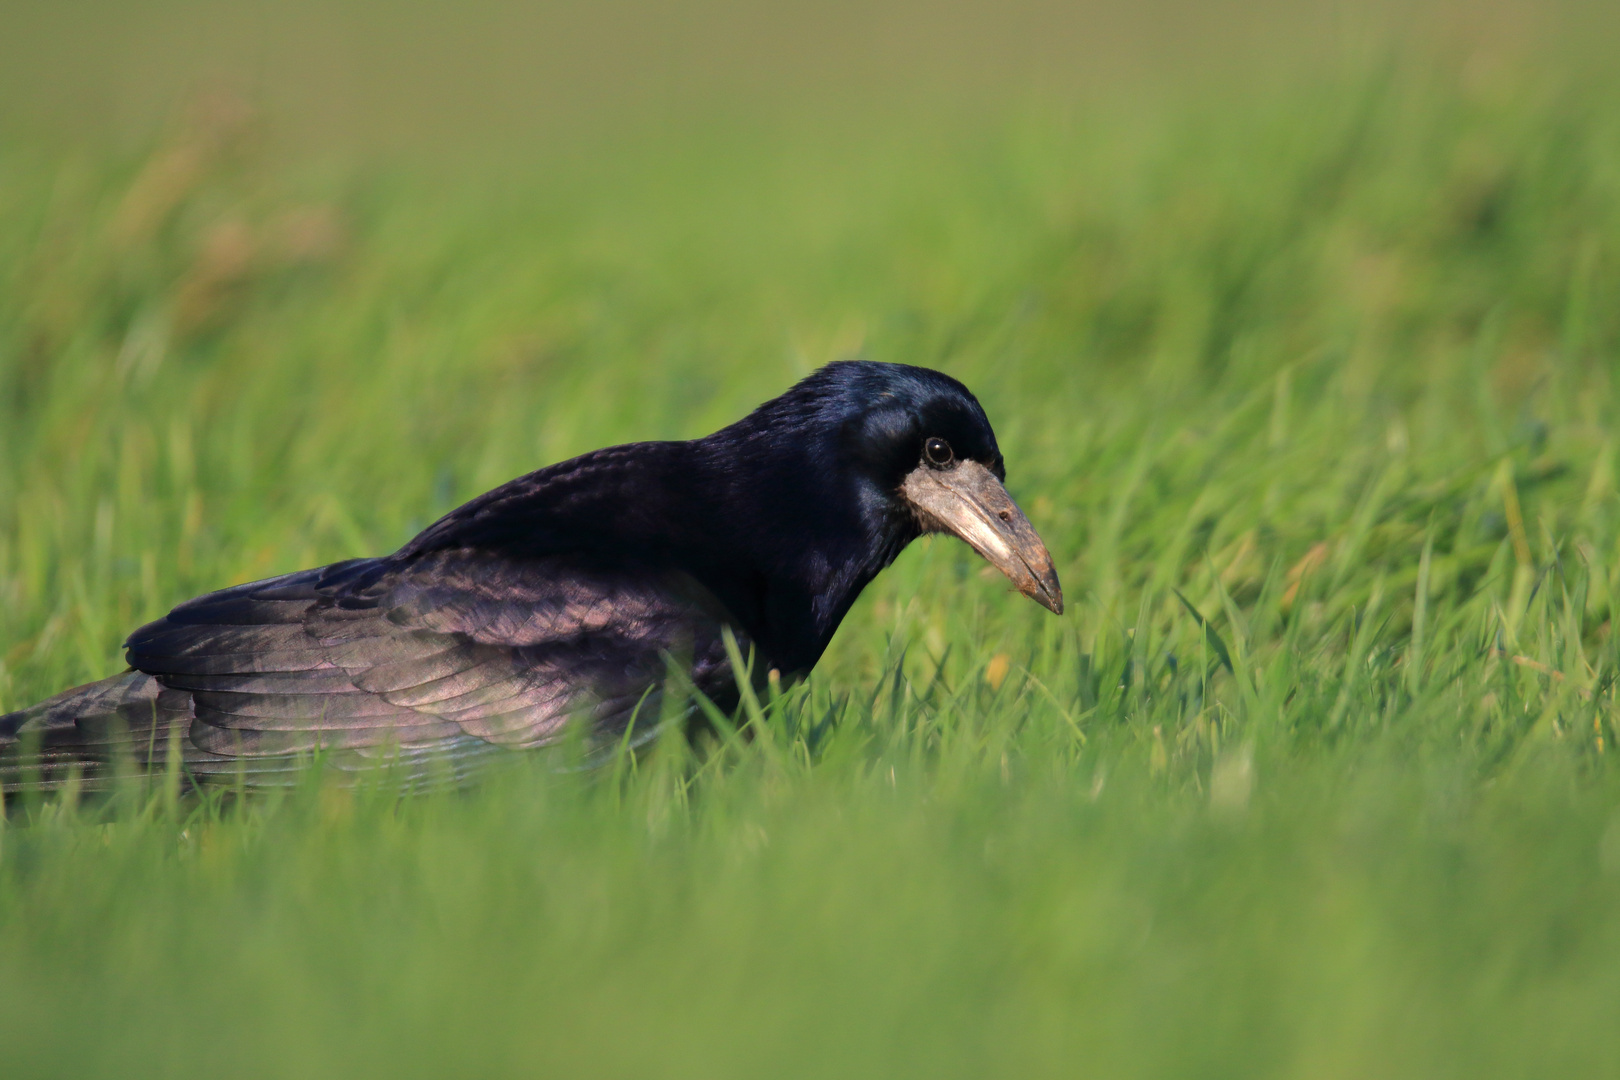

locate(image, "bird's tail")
[[1, 672, 185, 792]]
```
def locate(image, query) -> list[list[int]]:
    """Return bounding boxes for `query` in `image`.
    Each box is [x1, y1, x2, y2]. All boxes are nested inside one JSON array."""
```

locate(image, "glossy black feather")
[[0, 361, 1007, 788]]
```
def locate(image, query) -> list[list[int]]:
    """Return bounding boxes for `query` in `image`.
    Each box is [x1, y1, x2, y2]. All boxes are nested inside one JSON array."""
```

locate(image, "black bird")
[[0, 361, 1061, 788]]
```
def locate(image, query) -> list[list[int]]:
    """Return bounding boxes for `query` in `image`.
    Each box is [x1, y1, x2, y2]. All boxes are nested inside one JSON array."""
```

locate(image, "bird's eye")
[[924, 437, 954, 466]]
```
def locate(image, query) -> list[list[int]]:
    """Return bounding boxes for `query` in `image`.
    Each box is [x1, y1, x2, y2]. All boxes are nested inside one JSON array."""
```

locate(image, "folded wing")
[[9, 551, 743, 787]]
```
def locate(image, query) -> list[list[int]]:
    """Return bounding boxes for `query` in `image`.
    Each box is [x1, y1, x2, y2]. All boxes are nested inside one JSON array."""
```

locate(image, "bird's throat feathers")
[[690, 417, 921, 670]]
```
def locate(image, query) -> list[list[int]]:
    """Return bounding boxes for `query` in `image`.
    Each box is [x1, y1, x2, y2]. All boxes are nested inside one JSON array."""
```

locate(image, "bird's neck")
[[684, 435, 915, 675]]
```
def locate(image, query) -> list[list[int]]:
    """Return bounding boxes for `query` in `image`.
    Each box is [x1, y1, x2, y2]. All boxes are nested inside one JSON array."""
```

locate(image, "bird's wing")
[[0, 671, 194, 790], [123, 551, 745, 784]]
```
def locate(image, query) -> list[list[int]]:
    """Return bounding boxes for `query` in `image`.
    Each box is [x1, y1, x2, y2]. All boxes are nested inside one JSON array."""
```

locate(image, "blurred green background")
[[4, 1, 1620, 1077]]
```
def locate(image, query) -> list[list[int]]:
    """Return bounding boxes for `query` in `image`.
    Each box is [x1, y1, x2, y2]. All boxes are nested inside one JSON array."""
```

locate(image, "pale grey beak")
[[901, 460, 1063, 615]]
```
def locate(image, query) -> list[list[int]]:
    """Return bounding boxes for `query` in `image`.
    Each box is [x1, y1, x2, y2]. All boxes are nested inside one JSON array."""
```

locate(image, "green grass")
[[4, 50, 1620, 1078]]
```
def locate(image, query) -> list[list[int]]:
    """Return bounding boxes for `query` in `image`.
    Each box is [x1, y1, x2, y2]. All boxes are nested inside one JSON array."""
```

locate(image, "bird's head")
[[729, 361, 1063, 616]]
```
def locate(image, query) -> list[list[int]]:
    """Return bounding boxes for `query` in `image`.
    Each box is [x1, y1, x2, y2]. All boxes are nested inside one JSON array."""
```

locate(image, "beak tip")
[[1024, 577, 1063, 615]]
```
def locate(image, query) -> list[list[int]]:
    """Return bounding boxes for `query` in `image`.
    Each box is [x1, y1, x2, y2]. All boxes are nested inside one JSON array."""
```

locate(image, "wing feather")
[[96, 551, 745, 786]]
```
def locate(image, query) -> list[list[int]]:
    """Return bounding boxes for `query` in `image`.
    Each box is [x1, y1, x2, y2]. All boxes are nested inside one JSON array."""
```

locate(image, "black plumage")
[[1, 361, 1061, 788]]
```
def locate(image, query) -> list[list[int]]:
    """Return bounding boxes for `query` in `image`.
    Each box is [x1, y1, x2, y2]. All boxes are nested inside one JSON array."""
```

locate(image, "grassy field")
[[3, 36, 1620, 1078]]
